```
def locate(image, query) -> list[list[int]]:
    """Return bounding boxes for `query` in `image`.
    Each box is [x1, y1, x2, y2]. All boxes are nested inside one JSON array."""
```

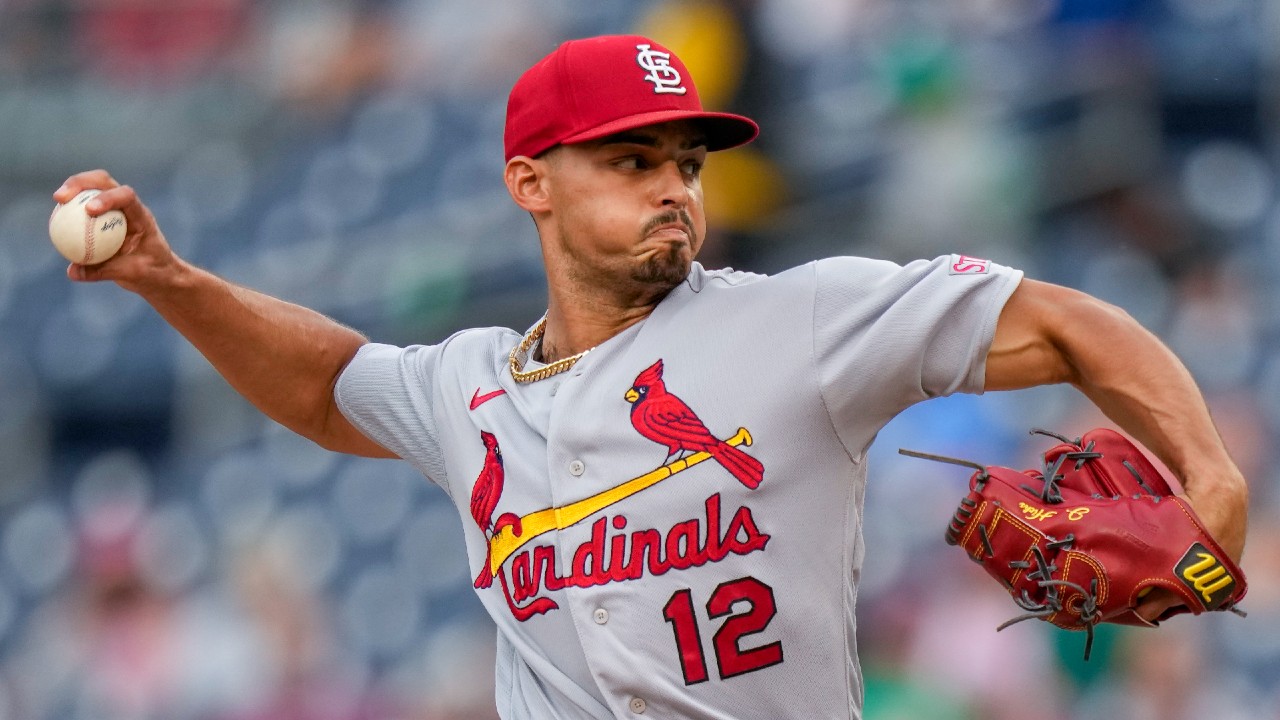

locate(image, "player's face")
[[543, 121, 709, 297]]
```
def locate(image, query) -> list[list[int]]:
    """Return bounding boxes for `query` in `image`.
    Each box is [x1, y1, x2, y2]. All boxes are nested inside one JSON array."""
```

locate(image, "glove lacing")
[[994, 433, 1108, 658], [997, 542, 1102, 660]]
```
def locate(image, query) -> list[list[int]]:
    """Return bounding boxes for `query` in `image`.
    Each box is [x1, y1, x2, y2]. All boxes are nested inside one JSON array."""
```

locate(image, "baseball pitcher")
[[55, 35, 1248, 720]]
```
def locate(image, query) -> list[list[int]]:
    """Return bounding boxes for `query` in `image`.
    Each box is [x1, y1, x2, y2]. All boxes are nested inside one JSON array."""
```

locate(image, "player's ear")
[[504, 155, 552, 214]]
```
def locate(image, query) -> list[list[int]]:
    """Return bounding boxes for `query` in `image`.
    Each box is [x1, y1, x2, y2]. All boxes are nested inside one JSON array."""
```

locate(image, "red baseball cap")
[[504, 35, 759, 161]]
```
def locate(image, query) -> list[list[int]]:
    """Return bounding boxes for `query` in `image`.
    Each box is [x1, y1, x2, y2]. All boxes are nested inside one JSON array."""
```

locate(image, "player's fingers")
[[83, 185, 157, 237], [53, 169, 119, 203], [66, 240, 148, 281], [1134, 586, 1184, 623], [66, 262, 110, 283], [83, 184, 136, 218]]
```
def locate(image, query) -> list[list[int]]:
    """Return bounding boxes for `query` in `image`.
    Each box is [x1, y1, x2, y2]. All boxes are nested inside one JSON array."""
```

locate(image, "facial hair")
[[634, 209, 698, 287]]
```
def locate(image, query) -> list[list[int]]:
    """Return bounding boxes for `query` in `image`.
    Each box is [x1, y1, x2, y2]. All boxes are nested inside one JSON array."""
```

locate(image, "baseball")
[[49, 189, 127, 265]]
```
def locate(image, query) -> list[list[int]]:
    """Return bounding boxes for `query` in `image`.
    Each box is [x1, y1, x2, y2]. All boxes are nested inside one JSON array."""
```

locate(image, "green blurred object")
[[862, 669, 973, 720], [386, 240, 469, 341], [1052, 622, 1125, 689], [879, 34, 961, 115]]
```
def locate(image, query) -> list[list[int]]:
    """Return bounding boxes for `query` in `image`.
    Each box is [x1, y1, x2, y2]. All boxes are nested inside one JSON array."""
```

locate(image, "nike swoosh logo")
[[470, 387, 507, 411]]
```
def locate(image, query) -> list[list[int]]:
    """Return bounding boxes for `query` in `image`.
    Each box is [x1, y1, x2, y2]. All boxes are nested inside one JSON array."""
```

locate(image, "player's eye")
[[614, 156, 646, 170], [680, 159, 703, 177]]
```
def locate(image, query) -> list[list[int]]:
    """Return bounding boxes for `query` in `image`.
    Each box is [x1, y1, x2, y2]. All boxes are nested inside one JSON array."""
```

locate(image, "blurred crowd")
[[1, 0, 1279, 718]]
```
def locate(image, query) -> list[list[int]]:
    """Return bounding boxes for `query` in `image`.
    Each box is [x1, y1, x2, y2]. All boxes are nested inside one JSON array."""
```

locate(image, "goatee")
[[633, 243, 691, 287], [634, 210, 696, 287]]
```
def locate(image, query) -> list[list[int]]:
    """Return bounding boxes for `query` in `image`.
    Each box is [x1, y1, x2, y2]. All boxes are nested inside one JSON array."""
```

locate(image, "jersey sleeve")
[[812, 254, 1023, 453], [334, 342, 449, 489]]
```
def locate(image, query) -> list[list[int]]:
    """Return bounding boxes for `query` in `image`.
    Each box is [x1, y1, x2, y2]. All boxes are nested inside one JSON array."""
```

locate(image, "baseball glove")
[[901, 428, 1247, 659]]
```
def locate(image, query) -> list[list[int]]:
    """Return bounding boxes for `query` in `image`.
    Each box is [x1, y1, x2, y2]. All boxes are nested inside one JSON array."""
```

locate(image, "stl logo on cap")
[[503, 34, 758, 161], [635, 43, 687, 95]]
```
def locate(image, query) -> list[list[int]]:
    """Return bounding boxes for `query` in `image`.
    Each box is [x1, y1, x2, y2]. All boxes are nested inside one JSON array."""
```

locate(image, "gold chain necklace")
[[508, 316, 593, 384]]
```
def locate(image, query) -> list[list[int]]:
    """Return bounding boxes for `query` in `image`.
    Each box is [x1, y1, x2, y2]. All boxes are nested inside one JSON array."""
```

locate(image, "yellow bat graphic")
[[488, 427, 754, 573]]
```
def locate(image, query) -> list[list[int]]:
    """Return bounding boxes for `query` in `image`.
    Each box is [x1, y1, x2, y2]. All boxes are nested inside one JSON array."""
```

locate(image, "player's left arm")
[[984, 278, 1248, 562]]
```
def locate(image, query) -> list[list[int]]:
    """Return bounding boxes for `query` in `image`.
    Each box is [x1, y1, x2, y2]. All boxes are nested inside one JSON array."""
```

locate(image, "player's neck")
[[539, 294, 656, 363], [535, 236, 685, 362]]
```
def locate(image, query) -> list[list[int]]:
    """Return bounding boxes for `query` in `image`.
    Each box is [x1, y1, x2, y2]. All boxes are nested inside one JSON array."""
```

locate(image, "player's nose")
[[651, 160, 691, 208]]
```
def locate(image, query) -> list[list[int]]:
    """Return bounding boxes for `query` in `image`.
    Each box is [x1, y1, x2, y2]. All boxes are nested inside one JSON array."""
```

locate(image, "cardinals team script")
[[467, 359, 772, 624]]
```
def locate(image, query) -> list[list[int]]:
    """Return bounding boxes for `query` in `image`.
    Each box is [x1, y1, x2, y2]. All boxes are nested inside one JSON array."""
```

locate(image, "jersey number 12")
[[662, 576, 784, 684]]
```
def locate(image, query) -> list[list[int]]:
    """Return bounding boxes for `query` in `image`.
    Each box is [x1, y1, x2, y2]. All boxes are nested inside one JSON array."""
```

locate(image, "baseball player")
[[56, 35, 1247, 720]]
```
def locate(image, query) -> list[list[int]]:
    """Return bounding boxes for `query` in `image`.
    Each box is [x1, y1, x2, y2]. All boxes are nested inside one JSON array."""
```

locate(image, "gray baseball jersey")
[[335, 254, 1022, 719]]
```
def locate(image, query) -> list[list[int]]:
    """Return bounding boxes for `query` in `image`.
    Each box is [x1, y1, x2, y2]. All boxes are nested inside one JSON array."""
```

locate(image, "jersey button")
[[628, 697, 647, 714], [593, 608, 609, 625], [569, 460, 585, 476]]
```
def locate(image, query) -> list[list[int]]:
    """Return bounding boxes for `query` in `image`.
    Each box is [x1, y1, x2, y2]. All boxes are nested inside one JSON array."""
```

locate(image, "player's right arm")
[[55, 170, 396, 459]]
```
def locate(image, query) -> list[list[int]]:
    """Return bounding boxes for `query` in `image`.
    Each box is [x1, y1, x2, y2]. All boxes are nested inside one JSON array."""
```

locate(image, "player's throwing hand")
[[53, 169, 179, 292]]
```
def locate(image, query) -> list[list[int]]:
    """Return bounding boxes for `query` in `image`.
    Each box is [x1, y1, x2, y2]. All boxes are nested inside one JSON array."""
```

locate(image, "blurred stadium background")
[[1, 0, 1279, 718]]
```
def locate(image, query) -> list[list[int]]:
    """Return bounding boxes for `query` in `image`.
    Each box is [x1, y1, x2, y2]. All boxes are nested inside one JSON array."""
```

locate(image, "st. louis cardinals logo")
[[636, 43, 687, 95], [467, 359, 767, 621], [469, 431, 522, 591], [625, 360, 763, 488]]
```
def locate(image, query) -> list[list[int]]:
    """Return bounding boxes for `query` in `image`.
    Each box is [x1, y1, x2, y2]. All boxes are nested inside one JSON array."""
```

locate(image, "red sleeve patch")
[[948, 254, 990, 275]]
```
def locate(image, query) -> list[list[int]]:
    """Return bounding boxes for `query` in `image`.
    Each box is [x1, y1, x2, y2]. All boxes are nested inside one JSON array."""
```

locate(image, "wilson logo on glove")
[[1176, 543, 1237, 608]]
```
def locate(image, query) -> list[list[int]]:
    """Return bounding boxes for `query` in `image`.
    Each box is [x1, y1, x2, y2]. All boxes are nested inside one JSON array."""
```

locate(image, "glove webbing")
[[1007, 434, 1106, 658], [901, 437, 1107, 660]]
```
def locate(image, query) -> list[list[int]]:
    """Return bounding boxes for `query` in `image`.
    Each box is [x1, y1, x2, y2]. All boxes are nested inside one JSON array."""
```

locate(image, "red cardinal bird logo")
[[624, 359, 764, 489], [469, 431, 522, 589]]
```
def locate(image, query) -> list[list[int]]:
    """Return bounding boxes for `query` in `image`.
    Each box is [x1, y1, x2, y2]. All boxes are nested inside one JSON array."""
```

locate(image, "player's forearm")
[[138, 259, 369, 448], [53, 172, 388, 456], [988, 281, 1248, 559], [1054, 297, 1248, 559]]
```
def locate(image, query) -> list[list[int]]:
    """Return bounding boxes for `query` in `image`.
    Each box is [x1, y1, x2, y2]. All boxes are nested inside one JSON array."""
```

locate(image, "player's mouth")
[[640, 210, 697, 247], [646, 223, 691, 243]]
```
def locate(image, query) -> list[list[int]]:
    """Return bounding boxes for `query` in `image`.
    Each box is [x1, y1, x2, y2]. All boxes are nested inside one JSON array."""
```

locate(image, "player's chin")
[[632, 243, 692, 287]]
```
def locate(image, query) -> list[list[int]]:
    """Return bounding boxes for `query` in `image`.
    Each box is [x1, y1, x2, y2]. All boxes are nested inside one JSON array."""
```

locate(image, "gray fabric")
[[335, 255, 1022, 719]]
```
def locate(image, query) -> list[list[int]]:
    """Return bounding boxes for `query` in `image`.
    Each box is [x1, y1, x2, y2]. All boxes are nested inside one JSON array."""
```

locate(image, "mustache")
[[641, 210, 696, 242]]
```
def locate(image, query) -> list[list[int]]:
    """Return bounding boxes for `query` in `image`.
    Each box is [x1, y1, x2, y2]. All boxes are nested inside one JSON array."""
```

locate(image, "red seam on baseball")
[[83, 212, 95, 265]]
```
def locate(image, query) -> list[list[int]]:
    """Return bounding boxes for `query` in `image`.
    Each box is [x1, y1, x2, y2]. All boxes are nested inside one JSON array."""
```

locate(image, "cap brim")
[[559, 109, 759, 152]]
